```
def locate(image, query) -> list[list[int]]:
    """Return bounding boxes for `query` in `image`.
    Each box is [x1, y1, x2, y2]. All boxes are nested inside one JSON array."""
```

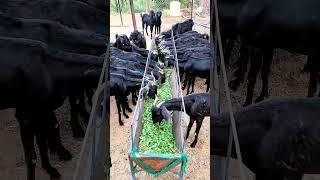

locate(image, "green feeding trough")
[[129, 66, 188, 179]]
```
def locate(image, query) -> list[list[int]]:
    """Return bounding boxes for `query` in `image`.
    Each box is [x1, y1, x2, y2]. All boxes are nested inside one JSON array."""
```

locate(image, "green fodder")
[[139, 68, 177, 154]]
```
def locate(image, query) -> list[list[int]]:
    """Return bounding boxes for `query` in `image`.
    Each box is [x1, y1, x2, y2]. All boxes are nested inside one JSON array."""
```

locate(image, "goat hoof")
[[45, 166, 61, 179], [133, 101, 137, 105], [58, 148, 72, 161], [127, 108, 133, 112], [190, 143, 196, 148], [124, 114, 129, 118], [119, 121, 124, 126]]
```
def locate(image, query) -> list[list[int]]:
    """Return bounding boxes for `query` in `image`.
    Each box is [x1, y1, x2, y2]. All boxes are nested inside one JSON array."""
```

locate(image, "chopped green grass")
[[139, 69, 177, 154]]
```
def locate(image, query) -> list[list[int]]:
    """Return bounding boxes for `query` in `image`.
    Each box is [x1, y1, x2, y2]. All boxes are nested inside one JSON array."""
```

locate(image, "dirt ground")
[[222, 49, 320, 180], [0, 101, 83, 180], [110, 14, 210, 179]]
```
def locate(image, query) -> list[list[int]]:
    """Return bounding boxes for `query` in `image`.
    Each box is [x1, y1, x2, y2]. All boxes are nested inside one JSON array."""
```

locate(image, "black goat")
[[129, 30, 146, 49], [110, 70, 158, 126], [159, 19, 194, 39], [0, 37, 107, 179], [152, 93, 210, 147], [0, 0, 107, 35], [114, 34, 132, 51], [212, 97, 320, 180], [182, 59, 210, 94], [114, 34, 158, 60], [140, 10, 156, 38], [215, 0, 320, 107], [154, 11, 162, 35]]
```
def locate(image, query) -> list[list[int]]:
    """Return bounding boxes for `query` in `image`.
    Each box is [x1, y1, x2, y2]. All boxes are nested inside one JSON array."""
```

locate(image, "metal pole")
[[129, 0, 137, 30]]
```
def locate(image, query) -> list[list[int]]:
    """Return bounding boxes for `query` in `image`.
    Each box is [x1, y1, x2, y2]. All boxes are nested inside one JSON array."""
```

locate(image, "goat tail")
[[140, 13, 143, 18]]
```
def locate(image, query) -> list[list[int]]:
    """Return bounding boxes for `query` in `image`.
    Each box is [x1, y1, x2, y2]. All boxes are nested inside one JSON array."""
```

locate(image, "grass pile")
[[139, 68, 177, 154]]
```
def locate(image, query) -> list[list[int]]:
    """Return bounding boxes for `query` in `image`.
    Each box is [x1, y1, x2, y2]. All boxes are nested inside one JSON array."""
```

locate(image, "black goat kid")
[[141, 10, 155, 38], [154, 11, 162, 35], [151, 93, 210, 147], [129, 30, 146, 49]]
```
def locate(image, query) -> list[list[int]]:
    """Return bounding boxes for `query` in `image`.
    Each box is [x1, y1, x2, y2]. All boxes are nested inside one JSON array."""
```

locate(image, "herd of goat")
[[0, 0, 107, 179]]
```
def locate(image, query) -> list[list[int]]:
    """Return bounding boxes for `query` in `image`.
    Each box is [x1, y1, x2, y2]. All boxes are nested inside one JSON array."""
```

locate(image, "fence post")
[[129, 0, 137, 30], [117, 0, 124, 26], [190, 0, 194, 19], [146, 0, 149, 12]]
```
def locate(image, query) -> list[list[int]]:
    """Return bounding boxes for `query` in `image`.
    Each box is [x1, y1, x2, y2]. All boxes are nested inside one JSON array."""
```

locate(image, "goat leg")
[[307, 55, 319, 97], [229, 44, 250, 91], [145, 25, 149, 36], [243, 48, 263, 107], [150, 25, 154, 39], [187, 76, 193, 95], [47, 112, 72, 161], [132, 92, 137, 105], [35, 132, 61, 179], [190, 77, 196, 94], [190, 118, 204, 148], [255, 49, 273, 103], [186, 118, 195, 140], [115, 97, 124, 126], [18, 118, 37, 180], [123, 96, 132, 113], [78, 97, 90, 124], [69, 96, 85, 138], [142, 23, 145, 35]]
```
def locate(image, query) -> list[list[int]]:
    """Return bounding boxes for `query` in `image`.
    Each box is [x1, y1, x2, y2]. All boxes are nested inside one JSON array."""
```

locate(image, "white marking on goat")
[[55, 124, 59, 128]]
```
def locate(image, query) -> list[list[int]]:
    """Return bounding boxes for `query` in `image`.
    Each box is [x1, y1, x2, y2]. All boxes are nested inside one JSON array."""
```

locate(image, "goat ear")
[[161, 106, 171, 120], [115, 34, 119, 39]]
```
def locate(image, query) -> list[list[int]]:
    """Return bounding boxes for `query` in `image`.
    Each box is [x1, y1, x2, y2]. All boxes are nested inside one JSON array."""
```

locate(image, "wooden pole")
[[190, 0, 194, 19], [146, 0, 149, 12], [117, 0, 123, 26], [129, 0, 137, 30]]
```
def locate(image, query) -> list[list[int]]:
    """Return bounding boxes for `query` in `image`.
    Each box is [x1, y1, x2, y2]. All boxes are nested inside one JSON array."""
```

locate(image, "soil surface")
[[110, 14, 210, 179], [0, 101, 83, 180]]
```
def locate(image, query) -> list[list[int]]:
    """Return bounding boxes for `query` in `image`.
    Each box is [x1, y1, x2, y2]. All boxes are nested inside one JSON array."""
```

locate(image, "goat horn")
[[156, 101, 165, 108]]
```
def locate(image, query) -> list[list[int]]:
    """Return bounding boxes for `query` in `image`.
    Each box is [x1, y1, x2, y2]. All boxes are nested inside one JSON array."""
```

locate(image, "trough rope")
[[213, 0, 246, 180], [171, 28, 188, 151]]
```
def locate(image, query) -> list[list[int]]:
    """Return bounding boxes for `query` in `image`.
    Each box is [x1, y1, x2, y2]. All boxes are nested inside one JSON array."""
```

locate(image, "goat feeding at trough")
[[110, 43, 165, 126], [129, 30, 147, 49], [139, 69, 177, 154], [152, 93, 210, 148], [156, 24, 211, 95]]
